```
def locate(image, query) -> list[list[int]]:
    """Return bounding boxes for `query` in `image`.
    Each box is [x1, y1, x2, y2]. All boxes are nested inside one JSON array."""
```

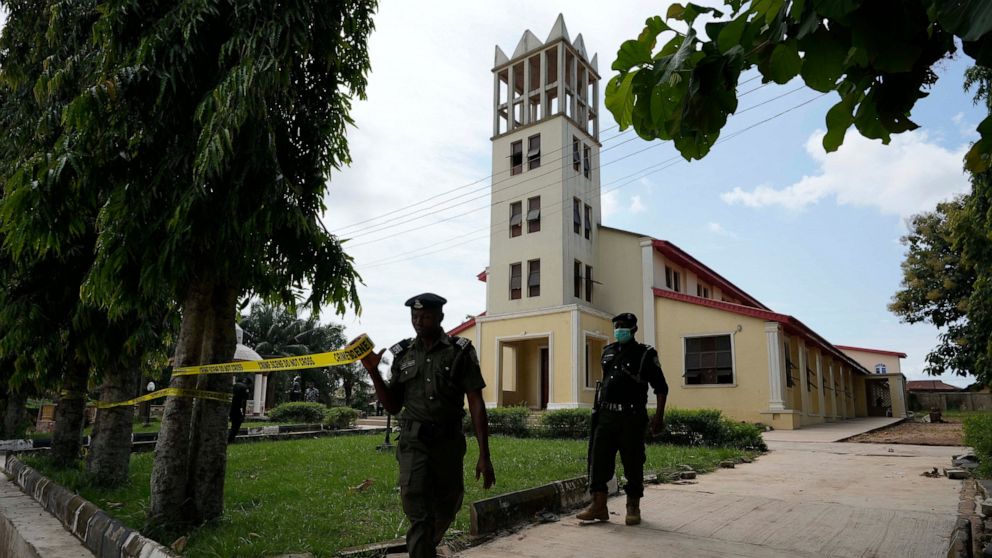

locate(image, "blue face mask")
[[614, 328, 633, 344]]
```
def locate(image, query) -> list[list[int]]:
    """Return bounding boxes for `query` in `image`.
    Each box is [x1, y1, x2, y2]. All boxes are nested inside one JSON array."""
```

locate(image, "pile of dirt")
[[846, 420, 964, 446]]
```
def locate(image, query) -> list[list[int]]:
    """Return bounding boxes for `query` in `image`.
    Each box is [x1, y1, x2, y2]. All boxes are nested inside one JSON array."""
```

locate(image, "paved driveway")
[[459, 422, 965, 558]]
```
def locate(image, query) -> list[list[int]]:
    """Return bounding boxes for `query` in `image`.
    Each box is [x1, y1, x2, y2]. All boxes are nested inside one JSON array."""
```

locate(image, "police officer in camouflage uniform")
[[359, 293, 496, 558], [577, 312, 667, 526]]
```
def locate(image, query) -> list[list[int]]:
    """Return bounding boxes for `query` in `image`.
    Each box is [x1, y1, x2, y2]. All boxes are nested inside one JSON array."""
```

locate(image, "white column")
[[539, 47, 548, 120], [640, 239, 656, 346], [798, 341, 809, 417], [523, 56, 531, 126], [570, 54, 578, 119], [592, 78, 600, 140], [508, 63, 516, 130], [765, 322, 787, 411], [838, 366, 847, 418], [252, 373, 265, 415], [571, 308, 581, 405], [816, 351, 825, 418], [493, 70, 501, 136], [556, 44, 565, 115]]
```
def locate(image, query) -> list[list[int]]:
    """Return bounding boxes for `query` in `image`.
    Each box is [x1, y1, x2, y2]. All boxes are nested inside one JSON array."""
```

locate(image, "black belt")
[[599, 402, 643, 413], [403, 419, 462, 443]]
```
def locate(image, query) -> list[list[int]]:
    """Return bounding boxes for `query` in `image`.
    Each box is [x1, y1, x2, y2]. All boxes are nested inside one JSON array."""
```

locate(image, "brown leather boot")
[[625, 496, 641, 525], [576, 491, 609, 521]]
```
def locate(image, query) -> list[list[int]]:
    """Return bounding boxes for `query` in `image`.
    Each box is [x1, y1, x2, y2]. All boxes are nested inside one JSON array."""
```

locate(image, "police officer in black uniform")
[[577, 312, 667, 525], [358, 293, 496, 557]]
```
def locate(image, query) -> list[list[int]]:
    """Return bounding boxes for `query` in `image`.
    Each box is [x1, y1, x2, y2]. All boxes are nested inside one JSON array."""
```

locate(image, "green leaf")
[[935, 0, 992, 42], [752, 0, 785, 26], [613, 40, 654, 71], [717, 15, 748, 54], [852, 93, 889, 141], [800, 28, 848, 92], [811, 0, 859, 21], [667, 4, 686, 20], [637, 16, 670, 48], [823, 95, 855, 152], [667, 3, 723, 24], [767, 42, 802, 83], [605, 71, 638, 129]]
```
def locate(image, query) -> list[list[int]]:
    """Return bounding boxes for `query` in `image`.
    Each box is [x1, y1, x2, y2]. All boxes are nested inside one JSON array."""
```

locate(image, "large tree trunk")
[[186, 283, 237, 523], [51, 361, 89, 466], [2, 389, 28, 439], [86, 363, 140, 485], [148, 281, 211, 531]]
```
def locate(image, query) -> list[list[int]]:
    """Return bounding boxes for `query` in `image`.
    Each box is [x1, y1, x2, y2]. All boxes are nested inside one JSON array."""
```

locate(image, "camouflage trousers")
[[397, 422, 466, 558]]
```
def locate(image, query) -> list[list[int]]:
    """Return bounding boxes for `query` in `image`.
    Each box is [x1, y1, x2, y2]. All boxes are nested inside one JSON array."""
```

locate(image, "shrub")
[[324, 407, 359, 430], [485, 406, 530, 437], [651, 408, 766, 451], [267, 402, 327, 424], [964, 413, 992, 478], [539, 408, 592, 438]]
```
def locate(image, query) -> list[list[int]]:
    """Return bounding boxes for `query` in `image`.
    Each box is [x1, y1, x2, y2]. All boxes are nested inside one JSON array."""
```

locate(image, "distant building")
[[447, 15, 907, 429], [906, 380, 962, 393]]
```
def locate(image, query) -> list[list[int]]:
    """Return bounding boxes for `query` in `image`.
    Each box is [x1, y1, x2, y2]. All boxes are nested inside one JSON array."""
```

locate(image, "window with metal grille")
[[509, 262, 522, 300], [511, 140, 523, 175], [527, 134, 541, 170], [583, 144, 591, 178], [527, 196, 541, 233], [684, 335, 733, 385], [583, 204, 592, 239], [527, 259, 540, 297], [509, 201, 522, 238]]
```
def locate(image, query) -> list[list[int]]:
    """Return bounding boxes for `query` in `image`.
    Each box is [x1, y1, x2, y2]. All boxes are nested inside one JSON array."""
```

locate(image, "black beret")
[[611, 312, 638, 325], [405, 293, 447, 310]]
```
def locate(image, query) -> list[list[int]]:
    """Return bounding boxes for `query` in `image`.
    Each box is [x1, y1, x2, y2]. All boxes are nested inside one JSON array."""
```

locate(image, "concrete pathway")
[[0, 454, 93, 558], [762, 417, 902, 443], [459, 420, 965, 558]]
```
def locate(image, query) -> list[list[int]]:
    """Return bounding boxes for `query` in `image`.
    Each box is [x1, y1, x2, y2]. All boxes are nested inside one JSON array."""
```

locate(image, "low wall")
[[910, 392, 992, 412], [4, 454, 175, 558]]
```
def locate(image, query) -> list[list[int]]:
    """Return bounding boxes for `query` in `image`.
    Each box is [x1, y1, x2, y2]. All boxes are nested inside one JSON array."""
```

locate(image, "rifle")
[[587, 380, 602, 478]]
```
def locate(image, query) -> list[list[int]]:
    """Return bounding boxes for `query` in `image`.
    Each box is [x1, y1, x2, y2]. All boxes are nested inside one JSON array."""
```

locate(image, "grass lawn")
[[24, 433, 757, 557], [937, 408, 992, 422]]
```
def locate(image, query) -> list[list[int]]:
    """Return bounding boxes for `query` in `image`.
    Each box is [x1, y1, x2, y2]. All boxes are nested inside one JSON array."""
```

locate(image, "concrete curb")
[[469, 475, 619, 537], [4, 454, 176, 558]]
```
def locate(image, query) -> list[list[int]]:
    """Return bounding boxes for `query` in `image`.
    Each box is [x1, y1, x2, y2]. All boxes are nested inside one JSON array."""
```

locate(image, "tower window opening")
[[527, 134, 541, 170], [529, 95, 542, 122], [573, 198, 582, 234], [509, 201, 522, 237], [545, 48, 558, 86], [510, 140, 523, 175], [572, 137, 581, 171], [526, 196, 541, 233], [583, 204, 591, 239], [512, 101, 524, 128], [527, 259, 541, 297], [528, 55, 541, 94], [509, 262, 522, 300], [565, 91, 574, 119], [583, 144, 591, 178]]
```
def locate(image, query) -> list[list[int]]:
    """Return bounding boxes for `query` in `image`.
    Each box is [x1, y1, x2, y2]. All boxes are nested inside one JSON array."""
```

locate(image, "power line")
[[356, 93, 829, 270]]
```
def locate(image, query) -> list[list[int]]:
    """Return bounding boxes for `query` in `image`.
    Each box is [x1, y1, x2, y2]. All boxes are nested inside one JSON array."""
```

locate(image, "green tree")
[[606, 1, 992, 170], [889, 197, 979, 377], [40, 0, 376, 530]]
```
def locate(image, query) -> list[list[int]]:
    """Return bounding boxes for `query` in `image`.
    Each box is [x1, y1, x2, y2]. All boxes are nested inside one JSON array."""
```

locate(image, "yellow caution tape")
[[171, 334, 375, 376], [91, 335, 375, 409], [93, 387, 232, 409]]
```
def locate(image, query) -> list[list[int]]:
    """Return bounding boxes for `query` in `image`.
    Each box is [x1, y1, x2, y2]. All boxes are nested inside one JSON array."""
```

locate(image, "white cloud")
[[601, 190, 620, 219], [952, 112, 964, 125], [707, 222, 738, 239], [720, 131, 970, 218], [629, 195, 646, 214]]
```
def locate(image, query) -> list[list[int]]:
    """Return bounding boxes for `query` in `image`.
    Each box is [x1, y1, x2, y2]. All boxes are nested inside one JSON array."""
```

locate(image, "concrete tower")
[[486, 14, 602, 316]]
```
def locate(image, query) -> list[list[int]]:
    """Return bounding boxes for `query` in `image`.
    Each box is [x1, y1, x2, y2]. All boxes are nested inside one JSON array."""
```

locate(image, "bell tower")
[[486, 14, 602, 316]]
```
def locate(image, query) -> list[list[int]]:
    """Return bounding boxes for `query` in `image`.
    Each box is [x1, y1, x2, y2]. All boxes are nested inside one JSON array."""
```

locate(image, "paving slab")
[[761, 417, 903, 443], [458, 440, 964, 558]]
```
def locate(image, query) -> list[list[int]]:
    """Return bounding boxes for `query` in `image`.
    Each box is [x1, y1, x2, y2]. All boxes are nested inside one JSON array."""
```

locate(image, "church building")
[[449, 16, 908, 429]]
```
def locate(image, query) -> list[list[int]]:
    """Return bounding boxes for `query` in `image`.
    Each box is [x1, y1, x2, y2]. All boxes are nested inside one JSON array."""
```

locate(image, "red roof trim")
[[835, 345, 907, 358], [477, 270, 487, 283], [651, 240, 770, 310], [653, 289, 870, 375], [447, 312, 484, 337]]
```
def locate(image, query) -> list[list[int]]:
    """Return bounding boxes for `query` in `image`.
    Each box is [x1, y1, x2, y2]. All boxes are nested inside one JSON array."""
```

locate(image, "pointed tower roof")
[[573, 33, 587, 60], [512, 29, 544, 59], [494, 45, 509, 67], [546, 13, 570, 43]]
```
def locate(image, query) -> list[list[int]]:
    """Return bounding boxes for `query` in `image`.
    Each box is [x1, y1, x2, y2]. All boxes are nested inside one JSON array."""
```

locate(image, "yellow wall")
[[654, 297, 771, 423], [595, 228, 644, 316], [840, 349, 903, 376], [578, 312, 612, 406]]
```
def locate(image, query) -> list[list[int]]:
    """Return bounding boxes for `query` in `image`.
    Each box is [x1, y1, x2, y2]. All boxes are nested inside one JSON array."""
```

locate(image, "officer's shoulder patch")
[[390, 338, 413, 356], [453, 336, 472, 350]]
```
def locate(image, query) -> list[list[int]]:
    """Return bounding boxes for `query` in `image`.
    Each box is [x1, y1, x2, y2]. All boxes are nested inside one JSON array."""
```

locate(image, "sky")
[[0, 3, 983, 387]]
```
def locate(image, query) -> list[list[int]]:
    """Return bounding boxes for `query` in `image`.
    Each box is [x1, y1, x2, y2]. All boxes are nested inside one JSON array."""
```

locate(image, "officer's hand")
[[649, 415, 665, 438], [476, 456, 496, 489], [359, 345, 385, 373]]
